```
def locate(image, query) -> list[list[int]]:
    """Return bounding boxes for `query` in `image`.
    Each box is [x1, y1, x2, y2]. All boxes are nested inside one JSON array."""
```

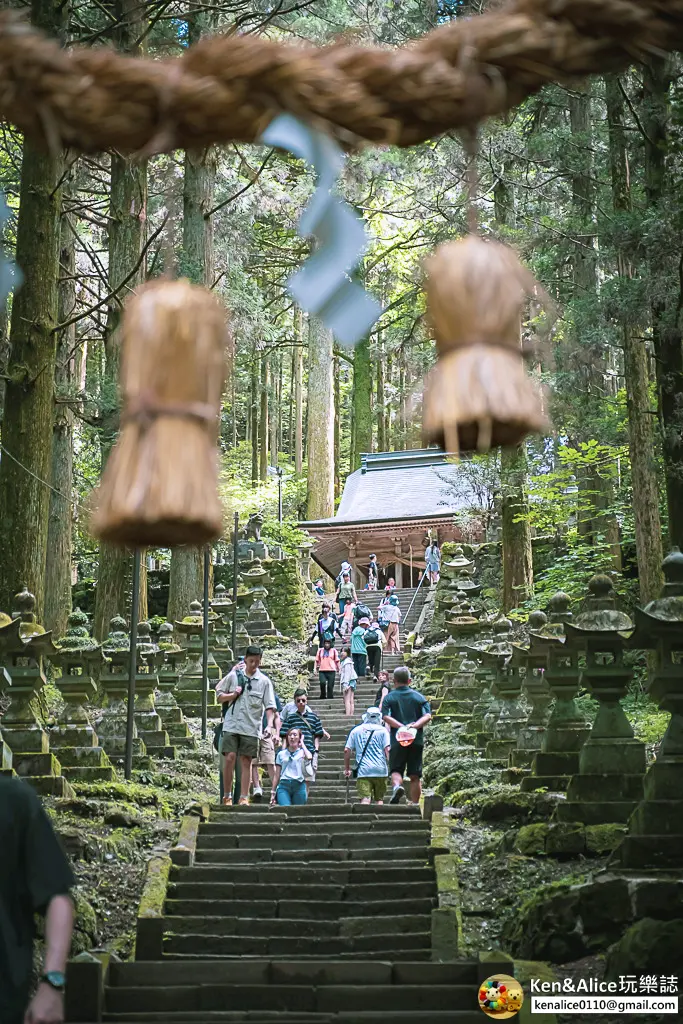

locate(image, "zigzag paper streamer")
[[261, 113, 382, 347], [0, 190, 21, 304]]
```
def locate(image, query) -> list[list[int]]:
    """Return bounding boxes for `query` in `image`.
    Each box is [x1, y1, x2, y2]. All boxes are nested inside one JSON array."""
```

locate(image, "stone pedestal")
[[612, 550, 683, 872], [133, 624, 175, 759], [48, 611, 116, 781], [486, 655, 527, 761], [245, 588, 278, 638], [522, 636, 590, 793], [509, 624, 554, 771], [97, 619, 150, 769], [156, 625, 195, 748], [557, 577, 645, 824], [0, 599, 74, 796], [175, 603, 221, 719]]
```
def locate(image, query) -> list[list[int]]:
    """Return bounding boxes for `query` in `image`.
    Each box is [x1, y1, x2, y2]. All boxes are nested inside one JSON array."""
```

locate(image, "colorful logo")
[[478, 974, 524, 1018]]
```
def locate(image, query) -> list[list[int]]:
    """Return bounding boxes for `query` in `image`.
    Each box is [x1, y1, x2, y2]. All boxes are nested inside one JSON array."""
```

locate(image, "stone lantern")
[[96, 615, 149, 767], [509, 611, 554, 773], [156, 622, 194, 748], [133, 621, 175, 759], [521, 587, 591, 792], [0, 596, 74, 796], [613, 549, 683, 871], [296, 539, 315, 585], [48, 609, 116, 783], [210, 584, 234, 675], [557, 575, 644, 825], [175, 601, 221, 719]]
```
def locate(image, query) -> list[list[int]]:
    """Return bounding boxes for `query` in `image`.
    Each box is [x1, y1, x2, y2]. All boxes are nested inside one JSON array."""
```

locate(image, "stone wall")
[[263, 557, 316, 640]]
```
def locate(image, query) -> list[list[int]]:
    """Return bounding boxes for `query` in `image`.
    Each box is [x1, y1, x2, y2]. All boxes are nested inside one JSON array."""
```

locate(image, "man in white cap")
[[343, 707, 390, 804]]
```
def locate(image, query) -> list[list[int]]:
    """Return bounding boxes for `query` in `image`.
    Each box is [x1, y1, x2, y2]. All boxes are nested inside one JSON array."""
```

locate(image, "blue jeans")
[[276, 779, 308, 805], [339, 598, 347, 614]]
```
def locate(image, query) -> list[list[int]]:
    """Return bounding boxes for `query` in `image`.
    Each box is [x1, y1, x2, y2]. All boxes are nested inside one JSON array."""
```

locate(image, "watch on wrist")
[[40, 971, 66, 992]]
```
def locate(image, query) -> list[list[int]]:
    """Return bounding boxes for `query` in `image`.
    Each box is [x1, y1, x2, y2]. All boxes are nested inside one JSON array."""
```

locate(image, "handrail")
[[404, 568, 430, 625]]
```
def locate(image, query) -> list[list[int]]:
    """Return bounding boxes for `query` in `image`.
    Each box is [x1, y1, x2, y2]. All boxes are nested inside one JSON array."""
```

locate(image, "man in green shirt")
[[0, 776, 75, 1024]]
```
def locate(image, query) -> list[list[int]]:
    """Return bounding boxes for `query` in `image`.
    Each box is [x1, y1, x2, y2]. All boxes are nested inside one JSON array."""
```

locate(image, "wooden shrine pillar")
[[394, 538, 404, 588]]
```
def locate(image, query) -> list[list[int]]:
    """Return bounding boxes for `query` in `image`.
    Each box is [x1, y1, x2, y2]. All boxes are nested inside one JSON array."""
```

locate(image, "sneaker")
[[252, 787, 263, 803], [238, 797, 250, 806], [390, 784, 405, 804], [222, 795, 233, 806]]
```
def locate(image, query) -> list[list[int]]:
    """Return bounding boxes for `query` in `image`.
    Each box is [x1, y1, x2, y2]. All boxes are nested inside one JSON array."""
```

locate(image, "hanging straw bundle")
[[422, 234, 549, 456], [91, 279, 229, 547]]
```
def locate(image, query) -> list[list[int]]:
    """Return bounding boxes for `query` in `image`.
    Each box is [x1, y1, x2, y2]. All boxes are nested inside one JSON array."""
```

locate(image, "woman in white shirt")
[[270, 728, 312, 806]]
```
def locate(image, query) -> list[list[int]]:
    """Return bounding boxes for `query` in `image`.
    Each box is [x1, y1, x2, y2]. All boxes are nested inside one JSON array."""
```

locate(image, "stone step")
[[194, 830, 429, 852], [195, 844, 429, 865], [163, 912, 432, 938], [165, 898, 436, 919], [105, 983, 472, 1014], [209, 803, 421, 817], [160, 931, 433, 958], [161, 948, 434, 962], [110, 960, 477, 987], [170, 864, 434, 890], [61, 764, 118, 782], [169, 881, 436, 902], [199, 819, 429, 835]]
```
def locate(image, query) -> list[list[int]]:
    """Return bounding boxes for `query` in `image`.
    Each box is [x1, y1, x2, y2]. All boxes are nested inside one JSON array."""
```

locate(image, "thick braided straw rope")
[[0, 0, 682, 153]]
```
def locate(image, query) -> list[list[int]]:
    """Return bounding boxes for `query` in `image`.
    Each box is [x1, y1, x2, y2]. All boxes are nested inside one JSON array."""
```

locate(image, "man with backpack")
[[381, 667, 432, 805], [364, 619, 384, 678], [216, 645, 277, 806], [343, 707, 390, 804], [352, 600, 372, 630]]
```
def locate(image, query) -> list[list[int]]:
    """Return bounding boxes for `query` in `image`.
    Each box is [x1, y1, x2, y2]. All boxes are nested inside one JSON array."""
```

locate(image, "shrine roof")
[[302, 449, 479, 530]]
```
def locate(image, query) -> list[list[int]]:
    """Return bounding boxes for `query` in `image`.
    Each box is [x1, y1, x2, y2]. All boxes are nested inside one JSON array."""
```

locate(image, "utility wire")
[[0, 443, 92, 516]]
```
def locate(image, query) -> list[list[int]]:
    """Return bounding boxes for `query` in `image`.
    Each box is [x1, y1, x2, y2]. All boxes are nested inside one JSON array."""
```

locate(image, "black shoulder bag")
[[351, 728, 375, 779]]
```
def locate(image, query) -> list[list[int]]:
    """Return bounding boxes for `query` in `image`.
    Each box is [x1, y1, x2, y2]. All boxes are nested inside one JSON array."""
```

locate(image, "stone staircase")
[[95, 673, 484, 1022]]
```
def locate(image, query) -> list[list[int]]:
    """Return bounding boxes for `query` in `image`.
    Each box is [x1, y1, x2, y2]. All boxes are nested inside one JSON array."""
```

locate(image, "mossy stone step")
[[164, 897, 436, 919], [200, 818, 428, 836], [163, 912, 432, 938], [103, 1012, 476, 1022], [194, 829, 429, 851], [169, 881, 436, 903]]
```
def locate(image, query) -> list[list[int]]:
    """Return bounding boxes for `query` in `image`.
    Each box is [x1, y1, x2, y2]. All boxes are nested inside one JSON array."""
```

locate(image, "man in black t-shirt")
[[0, 777, 75, 1024], [381, 666, 432, 805]]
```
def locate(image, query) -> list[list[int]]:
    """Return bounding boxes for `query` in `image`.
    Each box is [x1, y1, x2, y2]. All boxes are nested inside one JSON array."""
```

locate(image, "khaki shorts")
[[258, 734, 276, 766], [356, 776, 387, 801], [220, 732, 259, 759]]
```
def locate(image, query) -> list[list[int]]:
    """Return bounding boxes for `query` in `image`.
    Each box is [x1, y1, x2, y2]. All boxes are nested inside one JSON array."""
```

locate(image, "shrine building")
[[301, 449, 483, 588]]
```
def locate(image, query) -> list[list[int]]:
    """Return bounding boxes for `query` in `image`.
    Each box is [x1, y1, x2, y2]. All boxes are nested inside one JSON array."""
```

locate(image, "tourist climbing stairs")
[[96, 673, 484, 1022], [326, 584, 430, 677]]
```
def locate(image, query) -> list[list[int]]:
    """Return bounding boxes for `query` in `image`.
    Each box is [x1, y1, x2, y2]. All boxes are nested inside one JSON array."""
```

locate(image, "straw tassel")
[[90, 279, 229, 547], [422, 234, 549, 456]]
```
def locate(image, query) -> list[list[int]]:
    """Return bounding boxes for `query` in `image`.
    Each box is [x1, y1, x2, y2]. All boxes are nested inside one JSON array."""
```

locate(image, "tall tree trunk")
[[494, 167, 534, 608], [294, 313, 304, 475], [334, 355, 341, 498], [352, 336, 372, 469], [385, 351, 393, 450], [250, 355, 258, 487], [0, 0, 67, 616], [94, 0, 148, 638], [605, 75, 663, 599], [501, 446, 534, 611], [288, 344, 295, 461], [376, 343, 386, 452], [643, 58, 683, 547], [44, 195, 75, 635], [167, 4, 217, 624], [269, 354, 279, 468], [259, 353, 269, 481], [397, 349, 406, 451], [306, 319, 334, 518]]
